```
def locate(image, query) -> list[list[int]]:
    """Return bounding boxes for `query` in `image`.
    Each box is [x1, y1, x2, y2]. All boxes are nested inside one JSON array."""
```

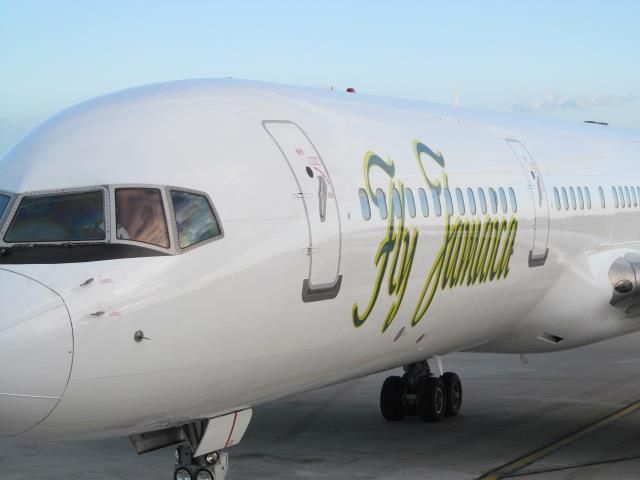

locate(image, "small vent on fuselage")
[[537, 332, 564, 345]]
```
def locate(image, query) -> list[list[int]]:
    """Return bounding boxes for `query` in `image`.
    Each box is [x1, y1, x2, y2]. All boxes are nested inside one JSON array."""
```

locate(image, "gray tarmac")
[[3, 333, 640, 479]]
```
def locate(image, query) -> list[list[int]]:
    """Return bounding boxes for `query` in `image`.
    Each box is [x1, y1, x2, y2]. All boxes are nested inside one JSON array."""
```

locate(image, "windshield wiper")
[[0, 242, 100, 257], [0, 244, 35, 257]]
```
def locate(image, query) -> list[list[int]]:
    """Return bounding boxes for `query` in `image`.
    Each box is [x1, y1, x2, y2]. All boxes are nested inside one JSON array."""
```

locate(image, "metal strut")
[[403, 360, 433, 389]]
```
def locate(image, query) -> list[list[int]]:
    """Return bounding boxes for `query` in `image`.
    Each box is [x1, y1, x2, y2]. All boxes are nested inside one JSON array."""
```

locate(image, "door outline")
[[263, 120, 343, 301], [506, 139, 550, 267]]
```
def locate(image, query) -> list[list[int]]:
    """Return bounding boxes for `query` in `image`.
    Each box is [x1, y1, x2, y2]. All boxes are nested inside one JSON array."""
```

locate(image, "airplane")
[[1, 78, 640, 480]]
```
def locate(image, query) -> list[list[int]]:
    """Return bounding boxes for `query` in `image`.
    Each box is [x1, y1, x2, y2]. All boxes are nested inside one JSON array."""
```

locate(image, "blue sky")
[[1, 1, 639, 153]]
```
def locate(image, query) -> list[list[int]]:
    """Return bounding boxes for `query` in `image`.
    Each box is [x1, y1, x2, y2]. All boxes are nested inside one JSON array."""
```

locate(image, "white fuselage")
[[1, 79, 639, 440]]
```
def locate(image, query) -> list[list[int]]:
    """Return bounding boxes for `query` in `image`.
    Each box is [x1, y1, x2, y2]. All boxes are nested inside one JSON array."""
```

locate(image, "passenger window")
[[561, 187, 569, 210], [405, 188, 416, 218], [376, 188, 388, 219], [467, 188, 477, 215], [115, 188, 170, 248], [631, 186, 638, 207], [568, 187, 577, 210], [444, 188, 454, 216], [455, 188, 465, 215], [418, 188, 429, 217], [488, 188, 498, 214], [170, 190, 221, 249], [612, 187, 619, 208], [5, 190, 105, 243], [498, 187, 507, 213], [431, 188, 442, 217], [392, 188, 402, 219], [553, 187, 561, 210], [358, 188, 371, 220], [584, 186, 591, 209], [478, 188, 488, 214], [508, 187, 518, 212], [618, 187, 625, 208], [599, 186, 606, 208], [576, 187, 584, 210], [624, 186, 632, 207]]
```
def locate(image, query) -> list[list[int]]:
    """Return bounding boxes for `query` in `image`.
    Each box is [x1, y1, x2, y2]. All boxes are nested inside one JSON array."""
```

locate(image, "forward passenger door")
[[263, 121, 342, 301]]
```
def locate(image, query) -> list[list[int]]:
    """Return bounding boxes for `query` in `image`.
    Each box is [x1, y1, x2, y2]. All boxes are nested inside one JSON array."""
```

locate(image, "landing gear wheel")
[[441, 372, 462, 417], [380, 376, 405, 421], [417, 377, 446, 422]]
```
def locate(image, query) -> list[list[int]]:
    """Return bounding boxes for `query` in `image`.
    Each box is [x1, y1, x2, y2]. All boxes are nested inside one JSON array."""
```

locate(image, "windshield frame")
[[165, 185, 225, 253], [0, 190, 15, 225], [108, 183, 177, 255], [0, 183, 220, 260], [0, 186, 110, 247]]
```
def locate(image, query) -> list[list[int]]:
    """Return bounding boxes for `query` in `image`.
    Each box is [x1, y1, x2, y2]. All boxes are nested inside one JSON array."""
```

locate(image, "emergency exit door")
[[263, 121, 342, 301], [506, 139, 550, 267]]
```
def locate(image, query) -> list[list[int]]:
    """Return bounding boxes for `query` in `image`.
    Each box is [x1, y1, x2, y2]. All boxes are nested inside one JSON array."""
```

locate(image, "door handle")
[[536, 176, 543, 206], [318, 177, 328, 222]]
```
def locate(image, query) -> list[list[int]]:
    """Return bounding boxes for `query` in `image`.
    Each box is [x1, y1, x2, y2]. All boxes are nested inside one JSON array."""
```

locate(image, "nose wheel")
[[174, 445, 228, 480], [380, 361, 462, 422]]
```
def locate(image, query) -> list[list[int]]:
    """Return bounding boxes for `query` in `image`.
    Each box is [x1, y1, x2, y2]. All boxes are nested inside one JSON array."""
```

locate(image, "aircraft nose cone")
[[0, 269, 73, 437]]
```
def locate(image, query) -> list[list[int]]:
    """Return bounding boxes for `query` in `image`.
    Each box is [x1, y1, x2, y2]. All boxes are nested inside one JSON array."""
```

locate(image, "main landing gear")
[[380, 360, 462, 422]]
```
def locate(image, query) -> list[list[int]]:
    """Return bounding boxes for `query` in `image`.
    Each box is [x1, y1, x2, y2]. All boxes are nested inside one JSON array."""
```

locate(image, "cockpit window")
[[4, 191, 105, 243], [115, 188, 170, 248], [0, 194, 9, 218], [170, 190, 221, 249]]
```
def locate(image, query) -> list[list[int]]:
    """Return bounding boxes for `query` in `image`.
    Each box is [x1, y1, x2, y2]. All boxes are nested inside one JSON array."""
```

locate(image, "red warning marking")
[[224, 412, 239, 448]]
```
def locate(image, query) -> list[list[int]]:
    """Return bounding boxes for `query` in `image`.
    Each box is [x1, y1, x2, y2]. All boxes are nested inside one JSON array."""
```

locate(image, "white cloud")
[[513, 92, 636, 112]]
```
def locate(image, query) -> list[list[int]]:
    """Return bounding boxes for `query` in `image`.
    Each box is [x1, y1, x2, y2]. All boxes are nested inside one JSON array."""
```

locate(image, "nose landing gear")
[[174, 445, 228, 480], [380, 360, 462, 422], [131, 409, 252, 480]]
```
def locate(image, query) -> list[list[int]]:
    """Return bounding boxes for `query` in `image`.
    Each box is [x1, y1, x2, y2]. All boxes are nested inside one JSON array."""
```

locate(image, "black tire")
[[417, 377, 446, 422], [380, 376, 405, 421], [441, 372, 462, 417]]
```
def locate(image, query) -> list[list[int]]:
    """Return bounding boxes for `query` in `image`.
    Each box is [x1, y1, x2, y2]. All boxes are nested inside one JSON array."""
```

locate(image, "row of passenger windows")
[[611, 186, 640, 209], [552, 185, 640, 211], [358, 186, 517, 221], [552, 186, 594, 211]]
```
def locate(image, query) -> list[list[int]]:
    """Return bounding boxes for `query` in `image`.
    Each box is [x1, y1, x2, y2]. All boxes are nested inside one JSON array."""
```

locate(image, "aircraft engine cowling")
[[472, 249, 640, 353], [609, 253, 640, 311]]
